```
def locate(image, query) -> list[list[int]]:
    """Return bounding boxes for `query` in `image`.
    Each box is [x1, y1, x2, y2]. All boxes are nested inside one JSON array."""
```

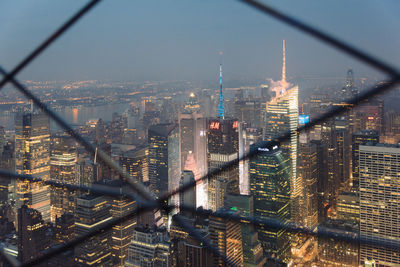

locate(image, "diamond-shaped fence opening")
[[0, 0, 399, 266]]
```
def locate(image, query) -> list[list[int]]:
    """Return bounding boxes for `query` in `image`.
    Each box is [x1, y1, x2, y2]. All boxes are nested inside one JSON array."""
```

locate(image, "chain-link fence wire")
[[0, 0, 400, 266]]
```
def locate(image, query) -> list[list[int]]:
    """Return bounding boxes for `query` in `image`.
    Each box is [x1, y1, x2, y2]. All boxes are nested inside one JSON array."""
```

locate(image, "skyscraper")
[[298, 136, 318, 229], [179, 170, 196, 215], [119, 145, 149, 183], [50, 136, 77, 221], [179, 93, 207, 206], [15, 111, 51, 222], [264, 40, 299, 223], [225, 193, 266, 267], [18, 205, 50, 263], [179, 94, 207, 176], [110, 190, 137, 266], [351, 130, 379, 187], [148, 123, 181, 199], [74, 194, 112, 266], [249, 144, 291, 262], [359, 144, 400, 266], [207, 117, 239, 211], [209, 207, 244, 266]]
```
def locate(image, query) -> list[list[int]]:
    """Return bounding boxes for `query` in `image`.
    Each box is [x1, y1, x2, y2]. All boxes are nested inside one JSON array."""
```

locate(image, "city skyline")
[[1, 1, 400, 266]]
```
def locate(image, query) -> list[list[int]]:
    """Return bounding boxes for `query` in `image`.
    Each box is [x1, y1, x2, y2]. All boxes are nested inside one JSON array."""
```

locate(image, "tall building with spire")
[[264, 40, 300, 223]]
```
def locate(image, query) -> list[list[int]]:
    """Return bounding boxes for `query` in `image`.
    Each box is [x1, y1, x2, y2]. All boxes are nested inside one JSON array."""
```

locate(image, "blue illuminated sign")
[[299, 115, 310, 125]]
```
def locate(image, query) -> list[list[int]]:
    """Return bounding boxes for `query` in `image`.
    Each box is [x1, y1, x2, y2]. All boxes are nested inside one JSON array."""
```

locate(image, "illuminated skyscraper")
[[120, 145, 149, 183], [148, 123, 181, 199], [240, 127, 263, 195], [264, 40, 299, 223], [249, 144, 291, 262], [109, 181, 137, 266], [179, 93, 207, 206], [74, 194, 112, 266], [50, 137, 77, 221], [209, 207, 244, 266], [15, 111, 51, 222], [207, 118, 239, 211], [225, 193, 266, 267], [351, 130, 379, 187], [298, 135, 318, 229], [359, 144, 400, 266]]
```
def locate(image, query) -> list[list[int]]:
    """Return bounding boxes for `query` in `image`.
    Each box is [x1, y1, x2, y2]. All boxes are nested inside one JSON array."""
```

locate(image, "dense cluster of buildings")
[[0, 41, 399, 266]]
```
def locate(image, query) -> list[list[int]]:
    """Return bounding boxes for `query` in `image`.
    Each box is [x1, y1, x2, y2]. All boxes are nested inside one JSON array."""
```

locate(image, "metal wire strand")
[[239, 0, 399, 77], [0, 66, 154, 202], [0, 169, 138, 201], [0, 0, 102, 90], [0, 248, 21, 267]]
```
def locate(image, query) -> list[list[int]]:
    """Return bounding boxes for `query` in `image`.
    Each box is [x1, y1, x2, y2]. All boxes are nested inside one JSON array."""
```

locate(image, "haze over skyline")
[[1, 0, 399, 82]]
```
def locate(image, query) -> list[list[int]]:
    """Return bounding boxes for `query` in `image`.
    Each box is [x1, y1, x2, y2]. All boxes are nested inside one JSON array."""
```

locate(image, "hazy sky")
[[1, 0, 399, 82]]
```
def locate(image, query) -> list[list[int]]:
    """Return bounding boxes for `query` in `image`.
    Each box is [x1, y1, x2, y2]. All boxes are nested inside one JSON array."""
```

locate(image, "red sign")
[[210, 122, 220, 130], [232, 121, 238, 129]]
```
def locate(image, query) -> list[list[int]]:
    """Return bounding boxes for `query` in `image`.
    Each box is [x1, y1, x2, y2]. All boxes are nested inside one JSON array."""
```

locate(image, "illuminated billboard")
[[299, 115, 310, 125]]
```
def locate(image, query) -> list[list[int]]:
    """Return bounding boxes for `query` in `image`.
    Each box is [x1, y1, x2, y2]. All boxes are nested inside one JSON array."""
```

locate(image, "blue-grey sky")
[[1, 0, 399, 82]]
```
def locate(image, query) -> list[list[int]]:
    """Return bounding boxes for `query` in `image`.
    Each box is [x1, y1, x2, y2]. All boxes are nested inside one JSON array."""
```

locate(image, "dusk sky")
[[1, 0, 399, 82]]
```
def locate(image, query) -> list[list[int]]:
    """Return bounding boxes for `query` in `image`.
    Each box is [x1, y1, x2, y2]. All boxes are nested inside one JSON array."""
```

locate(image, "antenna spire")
[[282, 40, 286, 82], [217, 52, 224, 119]]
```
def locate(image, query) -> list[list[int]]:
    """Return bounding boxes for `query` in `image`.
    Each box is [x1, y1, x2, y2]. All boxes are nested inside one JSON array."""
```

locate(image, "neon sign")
[[209, 122, 220, 130], [232, 121, 238, 129]]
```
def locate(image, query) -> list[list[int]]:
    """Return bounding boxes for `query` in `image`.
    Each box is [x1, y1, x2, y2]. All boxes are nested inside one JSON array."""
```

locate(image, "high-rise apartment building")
[[15, 111, 51, 222], [359, 144, 400, 266], [207, 117, 239, 211], [249, 144, 291, 262]]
